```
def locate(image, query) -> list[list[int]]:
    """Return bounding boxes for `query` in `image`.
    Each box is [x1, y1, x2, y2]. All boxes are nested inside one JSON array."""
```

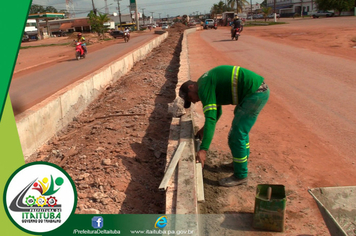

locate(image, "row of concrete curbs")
[[164, 27, 204, 235]]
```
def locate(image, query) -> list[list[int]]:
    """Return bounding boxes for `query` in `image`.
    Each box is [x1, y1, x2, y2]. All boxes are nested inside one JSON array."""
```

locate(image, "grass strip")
[[20, 42, 71, 49]]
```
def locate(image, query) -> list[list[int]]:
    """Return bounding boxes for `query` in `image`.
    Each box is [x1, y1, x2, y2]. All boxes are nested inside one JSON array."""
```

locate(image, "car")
[[253, 14, 264, 19], [110, 30, 125, 38], [267, 13, 280, 18], [162, 24, 169, 30], [52, 31, 67, 37], [152, 25, 156, 28], [311, 10, 334, 18], [203, 19, 217, 29], [22, 33, 30, 42]]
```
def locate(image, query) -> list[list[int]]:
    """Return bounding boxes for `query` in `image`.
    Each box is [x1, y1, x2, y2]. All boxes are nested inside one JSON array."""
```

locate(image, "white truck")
[[310, 10, 334, 18]]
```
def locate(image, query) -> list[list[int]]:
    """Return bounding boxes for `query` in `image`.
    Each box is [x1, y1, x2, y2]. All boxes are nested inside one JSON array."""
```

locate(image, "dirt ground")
[[189, 17, 356, 235], [26, 24, 187, 214], [19, 17, 356, 234]]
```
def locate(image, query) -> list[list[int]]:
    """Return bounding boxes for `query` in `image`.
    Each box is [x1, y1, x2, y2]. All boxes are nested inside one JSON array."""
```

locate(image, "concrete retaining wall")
[[16, 32, 168, 160]]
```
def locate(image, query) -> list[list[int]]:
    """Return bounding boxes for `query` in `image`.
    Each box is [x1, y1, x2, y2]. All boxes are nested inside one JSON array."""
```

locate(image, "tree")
[[88, 11, 110, 37], [29, 4, 46, 14], [29, 4, 58, 14], [211, 1, 229, 15], [261, 7, 272, 21], [260, 0, 267, 8], [315, 0, 354, 16], [45, 6, 58, 13], [227, 0, 249, 13]]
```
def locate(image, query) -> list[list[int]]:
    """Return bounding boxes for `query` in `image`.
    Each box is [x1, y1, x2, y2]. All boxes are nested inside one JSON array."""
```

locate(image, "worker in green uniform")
[[179, 65, 269, 187]]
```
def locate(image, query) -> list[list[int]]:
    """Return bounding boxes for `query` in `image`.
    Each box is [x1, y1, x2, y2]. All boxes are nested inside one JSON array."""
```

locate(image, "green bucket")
[[252, 184, 286, 232]]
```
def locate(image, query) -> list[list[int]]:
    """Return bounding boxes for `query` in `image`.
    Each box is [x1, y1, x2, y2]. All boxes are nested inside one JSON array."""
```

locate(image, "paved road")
[[9, 33, 157, 116]]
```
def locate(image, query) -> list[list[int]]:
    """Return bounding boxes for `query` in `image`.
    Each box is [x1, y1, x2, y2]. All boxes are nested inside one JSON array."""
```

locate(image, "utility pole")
[[250, 0, 252, 20], [142, 8, 145, 25], [91, 0, 97, 15], [104, 0, 109, 14], [301, 0, 303, 18], [274, 0, 276, 14], [116, 0, 122, 30], [150, 12, 154, 24], [135, 2, 139, 31]]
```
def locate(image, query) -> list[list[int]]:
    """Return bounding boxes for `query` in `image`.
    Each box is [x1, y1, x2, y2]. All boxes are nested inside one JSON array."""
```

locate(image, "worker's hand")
[[196, 150, 207, 168], [196, 127, 204, 140]]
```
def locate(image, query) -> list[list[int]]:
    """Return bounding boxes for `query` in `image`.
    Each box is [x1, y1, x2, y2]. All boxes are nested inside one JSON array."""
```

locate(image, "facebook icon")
[[91, 216, 104, 229]]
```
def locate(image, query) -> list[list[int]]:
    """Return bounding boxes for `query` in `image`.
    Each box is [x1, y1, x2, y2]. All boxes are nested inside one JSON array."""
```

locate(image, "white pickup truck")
[[310, 10, 334, 18]]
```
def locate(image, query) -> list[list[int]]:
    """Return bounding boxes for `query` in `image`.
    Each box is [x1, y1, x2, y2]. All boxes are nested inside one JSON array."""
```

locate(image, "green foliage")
[[227, 0, 249, 13], [29, 4, 58, 14], [45, 6, 58, 13], [20, 43, 70, 49], [88, 11, 110, 37], [29, 4, 45, 14], [260, 0, 267, 8], [315, 0, 354, 15], [211, 0, 234, 15], [261, 7, 272, 21]]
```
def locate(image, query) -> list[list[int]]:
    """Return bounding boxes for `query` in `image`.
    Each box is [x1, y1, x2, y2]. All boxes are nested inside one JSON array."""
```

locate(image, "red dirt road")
[[189, 17, 356, 234]]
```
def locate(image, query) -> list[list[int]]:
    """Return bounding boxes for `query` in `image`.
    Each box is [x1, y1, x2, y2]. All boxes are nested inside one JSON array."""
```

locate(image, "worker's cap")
[[179, 80, 194, 109]]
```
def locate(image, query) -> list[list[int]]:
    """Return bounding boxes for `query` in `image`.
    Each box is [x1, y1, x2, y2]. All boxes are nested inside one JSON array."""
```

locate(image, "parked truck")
[[222, 12, 235, 26], [309, 10, 334, 18]]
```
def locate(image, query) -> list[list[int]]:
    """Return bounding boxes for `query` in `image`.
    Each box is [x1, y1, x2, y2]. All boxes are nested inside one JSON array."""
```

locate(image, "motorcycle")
[[231, 27, 241, 41], [123, 32, 130, 43], [75, 41, 86, 60]]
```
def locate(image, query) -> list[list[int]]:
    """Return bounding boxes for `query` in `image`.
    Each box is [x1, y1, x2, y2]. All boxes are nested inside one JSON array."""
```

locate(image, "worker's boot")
[[219, 175, 248, 187], [220, 160, 233, 170]]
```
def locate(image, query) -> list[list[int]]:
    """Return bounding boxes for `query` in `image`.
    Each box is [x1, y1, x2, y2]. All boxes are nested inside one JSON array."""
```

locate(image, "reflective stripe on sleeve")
[[233, 156, 247, 163], [231, 66, 240, 105], [203, 104, 217, 113]]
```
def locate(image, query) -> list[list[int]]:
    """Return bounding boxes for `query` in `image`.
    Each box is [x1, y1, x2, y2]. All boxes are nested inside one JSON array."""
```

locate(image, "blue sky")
[[32, 0, 261, 18]]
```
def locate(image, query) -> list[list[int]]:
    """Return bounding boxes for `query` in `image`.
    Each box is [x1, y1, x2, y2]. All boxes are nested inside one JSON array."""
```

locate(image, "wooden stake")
[[196, 162, 205, 202], [159, 141, 186, 191]]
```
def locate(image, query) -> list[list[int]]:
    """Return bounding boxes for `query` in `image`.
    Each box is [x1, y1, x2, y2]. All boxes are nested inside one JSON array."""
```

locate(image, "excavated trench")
[[27, 24, 188, 214]]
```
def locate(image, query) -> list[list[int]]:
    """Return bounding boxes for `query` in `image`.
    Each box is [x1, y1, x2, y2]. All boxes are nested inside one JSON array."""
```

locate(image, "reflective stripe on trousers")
[[228, 89, 269, 179]]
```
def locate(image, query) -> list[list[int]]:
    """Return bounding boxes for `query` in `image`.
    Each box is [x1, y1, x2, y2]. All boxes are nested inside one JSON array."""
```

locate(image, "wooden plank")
[[196, 162, 205, 202], [159, 141, 186, 191]]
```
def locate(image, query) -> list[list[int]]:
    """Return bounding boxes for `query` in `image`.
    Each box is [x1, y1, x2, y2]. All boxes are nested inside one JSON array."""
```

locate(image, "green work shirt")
[[197, 65, 264, 151]]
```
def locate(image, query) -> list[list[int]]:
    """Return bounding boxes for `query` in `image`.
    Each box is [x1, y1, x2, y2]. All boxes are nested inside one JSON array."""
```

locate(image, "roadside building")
[[266, 0, 353, 17]]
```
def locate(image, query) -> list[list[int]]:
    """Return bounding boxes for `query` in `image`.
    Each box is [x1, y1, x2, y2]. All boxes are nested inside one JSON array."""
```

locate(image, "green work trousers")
[[228, 89, 270, 179]]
